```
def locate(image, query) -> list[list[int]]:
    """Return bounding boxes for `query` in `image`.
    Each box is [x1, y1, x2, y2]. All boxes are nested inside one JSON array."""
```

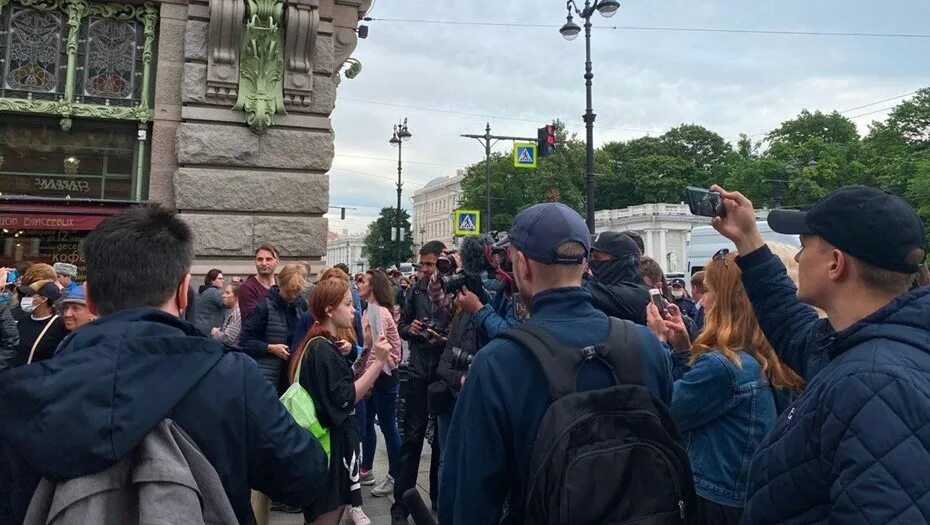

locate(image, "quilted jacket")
[[737, 246, 930, 524]]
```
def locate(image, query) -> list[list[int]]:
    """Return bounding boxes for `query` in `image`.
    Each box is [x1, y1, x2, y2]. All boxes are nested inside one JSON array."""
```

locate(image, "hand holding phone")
[[686, 186, 726, 218], [649, 288, 669, 316]]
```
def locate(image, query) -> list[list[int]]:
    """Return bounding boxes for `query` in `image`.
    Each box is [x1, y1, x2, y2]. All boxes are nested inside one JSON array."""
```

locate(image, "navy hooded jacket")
[[738, 246, 930, 523], [0, 308, 327, 525]]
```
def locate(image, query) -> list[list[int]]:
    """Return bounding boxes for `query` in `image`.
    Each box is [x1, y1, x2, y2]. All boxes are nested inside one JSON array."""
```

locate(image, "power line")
[[329, 167, 428, 188], [334, 154, 462, 169], [339, 97, 652, 133], [366, 17, 930, 39], [742, 90, 919, 139]]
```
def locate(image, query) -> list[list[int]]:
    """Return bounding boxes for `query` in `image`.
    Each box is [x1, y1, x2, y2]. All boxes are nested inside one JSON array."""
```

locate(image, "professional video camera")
[[449, 345, 474, 372], [436, 232, 513, 295]]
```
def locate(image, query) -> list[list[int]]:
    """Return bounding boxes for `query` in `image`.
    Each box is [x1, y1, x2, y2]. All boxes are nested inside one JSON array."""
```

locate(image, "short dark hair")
[[640, 256, 666, 288], [255, 244, 279, 258], [83, 204, 193, 315], [205, 268, 222, 285], [334, 263, 350, 275], [420, 240, 446, 257]]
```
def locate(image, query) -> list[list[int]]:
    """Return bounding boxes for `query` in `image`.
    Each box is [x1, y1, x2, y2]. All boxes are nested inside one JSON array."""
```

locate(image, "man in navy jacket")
[[439, 203, 673, 524], [0, 205, 327, 525], [712, 185, 930, 523]]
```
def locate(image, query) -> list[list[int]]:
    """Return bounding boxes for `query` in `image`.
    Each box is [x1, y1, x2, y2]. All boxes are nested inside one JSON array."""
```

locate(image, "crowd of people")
[[1, 182, 929, 525]]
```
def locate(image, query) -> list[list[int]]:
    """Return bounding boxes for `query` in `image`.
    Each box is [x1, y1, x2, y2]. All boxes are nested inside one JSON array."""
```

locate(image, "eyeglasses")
[[713, 248, 730, 267]]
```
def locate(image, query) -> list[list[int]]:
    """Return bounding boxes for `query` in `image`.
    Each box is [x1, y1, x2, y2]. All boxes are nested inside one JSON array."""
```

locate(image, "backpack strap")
[[499, 324, 582, 400], [27, 315, 60, 365], [594, 317, 644, 386]]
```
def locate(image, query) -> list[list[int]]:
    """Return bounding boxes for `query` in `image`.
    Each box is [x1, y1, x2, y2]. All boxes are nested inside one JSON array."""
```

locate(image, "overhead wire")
[[365, 17, 930, 39]]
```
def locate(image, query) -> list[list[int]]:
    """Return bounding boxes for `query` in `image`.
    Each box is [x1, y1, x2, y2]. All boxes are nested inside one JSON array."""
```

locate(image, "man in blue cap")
[[438, 203, 673, 524], [711, 184, 930, 523], [56, 286, 96, 332]]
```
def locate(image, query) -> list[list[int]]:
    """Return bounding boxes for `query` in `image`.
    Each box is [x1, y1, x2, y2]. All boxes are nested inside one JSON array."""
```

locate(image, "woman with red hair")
[[289, 278, 392, 525]]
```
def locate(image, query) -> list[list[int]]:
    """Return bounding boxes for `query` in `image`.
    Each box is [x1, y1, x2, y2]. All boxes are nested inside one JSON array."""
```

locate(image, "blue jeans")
[[360, 379, 402, 478]]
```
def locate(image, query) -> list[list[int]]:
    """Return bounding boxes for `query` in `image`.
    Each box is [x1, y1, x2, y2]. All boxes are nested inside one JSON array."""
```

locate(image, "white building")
[[411, 171, 465, 253], [325, 230, 368, 273], [594, 203, 712, 274]]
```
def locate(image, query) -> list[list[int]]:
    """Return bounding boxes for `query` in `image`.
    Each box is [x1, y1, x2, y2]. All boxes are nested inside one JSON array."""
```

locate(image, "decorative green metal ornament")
[[234, 0, 286, 135]]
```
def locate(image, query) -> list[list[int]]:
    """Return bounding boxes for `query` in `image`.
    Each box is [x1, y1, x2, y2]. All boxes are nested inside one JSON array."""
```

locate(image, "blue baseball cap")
[[509, 203, 590, 264], [58, 286, 87, 306]]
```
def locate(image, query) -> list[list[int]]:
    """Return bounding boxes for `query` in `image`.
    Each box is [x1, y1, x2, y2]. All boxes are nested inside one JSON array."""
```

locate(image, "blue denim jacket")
[[670, 349, 776, 508]]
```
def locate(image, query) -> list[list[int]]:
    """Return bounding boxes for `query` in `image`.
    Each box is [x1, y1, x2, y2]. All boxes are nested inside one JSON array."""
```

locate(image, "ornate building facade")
[[325, 229, 367, 273], [0, 0, 369, 276]]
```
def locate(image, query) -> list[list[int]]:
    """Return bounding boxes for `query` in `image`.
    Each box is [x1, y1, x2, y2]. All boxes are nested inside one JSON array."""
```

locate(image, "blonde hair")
[[768, 242, 827, 318], [693, 252, 805, 391], [278, 264, 308, 301]]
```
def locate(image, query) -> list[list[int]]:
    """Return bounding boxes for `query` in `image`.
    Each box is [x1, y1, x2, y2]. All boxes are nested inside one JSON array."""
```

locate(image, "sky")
[[324, 0, 930, 235]]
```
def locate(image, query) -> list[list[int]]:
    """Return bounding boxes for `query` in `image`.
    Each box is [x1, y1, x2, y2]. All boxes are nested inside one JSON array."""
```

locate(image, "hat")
[[53, 262, 78, 279], [509, 203, 590, 264], [591, 232, 640, 260], [669, 278, 686, 287], [768, 186, 927, 273], [58, 286, 87, 306], [17, 280, 62, 303]]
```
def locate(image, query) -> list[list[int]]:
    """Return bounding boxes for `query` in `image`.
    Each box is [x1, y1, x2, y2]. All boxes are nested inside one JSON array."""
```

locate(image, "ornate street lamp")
[[390, 118, 412, 267], [560, 0, 622, 233]]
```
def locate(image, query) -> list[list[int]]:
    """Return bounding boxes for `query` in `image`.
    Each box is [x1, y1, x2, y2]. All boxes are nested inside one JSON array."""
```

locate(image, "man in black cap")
[[586, 231, 652, 325], [13, 280, 67, 368], [667, 277, 698, 320], [710, 184, 930, 523], [439, 203, 673, 523]]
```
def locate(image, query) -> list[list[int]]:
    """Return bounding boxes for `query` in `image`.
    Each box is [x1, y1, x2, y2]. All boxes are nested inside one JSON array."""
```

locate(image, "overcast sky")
[[324, 0, 930, 235]]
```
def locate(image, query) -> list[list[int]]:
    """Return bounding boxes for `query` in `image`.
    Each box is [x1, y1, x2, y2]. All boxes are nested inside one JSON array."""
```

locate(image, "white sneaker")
[[371, 475, 395, 497], [347, 506, 371, 525]]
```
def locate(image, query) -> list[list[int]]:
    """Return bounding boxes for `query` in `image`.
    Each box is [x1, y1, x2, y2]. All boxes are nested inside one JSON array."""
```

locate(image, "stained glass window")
[[82, 17, 136, 99], [1, 6, 65, 97]]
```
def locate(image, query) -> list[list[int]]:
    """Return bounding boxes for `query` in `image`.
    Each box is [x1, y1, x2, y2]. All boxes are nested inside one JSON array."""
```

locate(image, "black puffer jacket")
[[240, 286, 308, 393], [398, 277, 452, 381]]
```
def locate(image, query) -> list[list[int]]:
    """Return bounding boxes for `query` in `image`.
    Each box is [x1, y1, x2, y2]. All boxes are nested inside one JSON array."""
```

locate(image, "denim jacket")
[[670, 349, 777, 508]]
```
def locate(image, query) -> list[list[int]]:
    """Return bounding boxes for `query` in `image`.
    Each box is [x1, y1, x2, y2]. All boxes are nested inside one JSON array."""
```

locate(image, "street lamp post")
[[390, 118, 412, 267], [560, 0, 620, 233]]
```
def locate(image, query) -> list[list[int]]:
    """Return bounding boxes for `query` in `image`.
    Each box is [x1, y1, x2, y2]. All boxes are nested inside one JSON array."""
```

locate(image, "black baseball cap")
[[591, 231, 640, 260], [768, 186, 927, 273], [509, 203, 590, 264], [669, 278, 687, 287], [17, 280, 63, 303]]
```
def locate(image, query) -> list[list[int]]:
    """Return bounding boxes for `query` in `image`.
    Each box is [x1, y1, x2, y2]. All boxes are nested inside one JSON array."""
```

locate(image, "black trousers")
[[392, 352, 441, 519], [698, 496, 743, 525]]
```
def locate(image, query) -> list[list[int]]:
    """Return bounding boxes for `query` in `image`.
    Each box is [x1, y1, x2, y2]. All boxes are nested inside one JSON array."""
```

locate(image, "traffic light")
[[538, 124, 556, 157]]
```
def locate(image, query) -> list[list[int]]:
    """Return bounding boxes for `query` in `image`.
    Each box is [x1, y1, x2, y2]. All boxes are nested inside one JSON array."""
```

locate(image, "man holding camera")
[[392, 241, 453, 524]]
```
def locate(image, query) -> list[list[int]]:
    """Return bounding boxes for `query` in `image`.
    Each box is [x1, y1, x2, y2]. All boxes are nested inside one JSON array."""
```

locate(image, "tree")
[[459, 120, 588, 232], [362, 207, 412, 269]]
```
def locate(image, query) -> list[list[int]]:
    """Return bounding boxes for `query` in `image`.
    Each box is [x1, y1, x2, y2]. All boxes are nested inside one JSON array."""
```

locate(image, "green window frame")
[[0, 0, 156, 201]]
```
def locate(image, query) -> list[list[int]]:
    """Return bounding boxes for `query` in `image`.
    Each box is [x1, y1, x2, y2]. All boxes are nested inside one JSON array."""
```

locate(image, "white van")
[[687, 221, 800, 275]]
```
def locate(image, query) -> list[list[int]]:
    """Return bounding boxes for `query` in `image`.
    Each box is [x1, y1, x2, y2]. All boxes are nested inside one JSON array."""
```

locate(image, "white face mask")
[[20, 296, 35, 314], [671, 290, 685, 299]]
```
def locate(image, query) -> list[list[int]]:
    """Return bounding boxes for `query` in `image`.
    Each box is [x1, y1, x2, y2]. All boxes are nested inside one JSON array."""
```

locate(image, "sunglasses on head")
[[713, 248, 731, 266]]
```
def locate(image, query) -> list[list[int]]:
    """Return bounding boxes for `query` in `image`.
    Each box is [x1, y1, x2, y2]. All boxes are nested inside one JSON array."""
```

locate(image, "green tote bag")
[[280, 337, 331, 462]]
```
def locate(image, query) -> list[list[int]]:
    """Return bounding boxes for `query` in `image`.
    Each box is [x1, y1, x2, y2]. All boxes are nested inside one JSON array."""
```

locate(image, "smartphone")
[[4, 269, 17, 284], [686, 186, 726, 218], [649, 288, 668, 315]]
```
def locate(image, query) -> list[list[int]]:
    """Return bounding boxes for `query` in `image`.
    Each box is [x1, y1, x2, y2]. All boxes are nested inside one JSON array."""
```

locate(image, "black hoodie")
[[0, 308, 326, 524]]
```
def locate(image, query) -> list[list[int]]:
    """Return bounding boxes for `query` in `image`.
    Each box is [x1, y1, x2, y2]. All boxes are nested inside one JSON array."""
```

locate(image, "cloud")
[[329, 0, 929, 234]]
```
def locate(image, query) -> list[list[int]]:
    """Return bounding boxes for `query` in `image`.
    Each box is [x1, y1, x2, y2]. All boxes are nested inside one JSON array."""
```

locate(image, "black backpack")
[[500, 318, 699, 525]]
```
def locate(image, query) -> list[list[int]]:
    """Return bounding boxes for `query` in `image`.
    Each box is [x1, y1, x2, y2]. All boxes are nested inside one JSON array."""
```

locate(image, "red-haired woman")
[[289, 278, 392, 525], [648, 250, 804, 525]]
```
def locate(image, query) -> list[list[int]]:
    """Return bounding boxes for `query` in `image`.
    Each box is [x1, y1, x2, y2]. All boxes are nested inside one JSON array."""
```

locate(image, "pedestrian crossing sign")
[[513, 142, 537, 169], [454, 209, 481, 236]]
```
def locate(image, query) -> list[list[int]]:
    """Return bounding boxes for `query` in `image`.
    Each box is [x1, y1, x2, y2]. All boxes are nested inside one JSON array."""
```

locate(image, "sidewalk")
[[270, 431, 435, 525]]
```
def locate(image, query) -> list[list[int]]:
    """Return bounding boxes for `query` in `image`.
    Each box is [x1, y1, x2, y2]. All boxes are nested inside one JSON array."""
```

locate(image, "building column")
[[659, 229, 668, 272]]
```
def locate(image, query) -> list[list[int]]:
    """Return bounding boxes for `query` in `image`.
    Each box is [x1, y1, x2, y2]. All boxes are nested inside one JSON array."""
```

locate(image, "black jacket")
[[0, 304, 19, 372], [240, 285, 308, 393], [587, 279, 651, 326], [398, 277, 452, 380], [0, 308, 327, 525]]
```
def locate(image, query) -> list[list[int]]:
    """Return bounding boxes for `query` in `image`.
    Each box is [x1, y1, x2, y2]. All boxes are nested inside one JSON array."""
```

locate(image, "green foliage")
[[362, 207, 413, 269], [432, 89, 930, 235]]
